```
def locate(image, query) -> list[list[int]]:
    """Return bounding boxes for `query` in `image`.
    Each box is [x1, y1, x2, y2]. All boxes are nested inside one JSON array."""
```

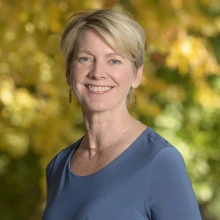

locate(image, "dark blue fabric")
[[42, 127, 202, 220]]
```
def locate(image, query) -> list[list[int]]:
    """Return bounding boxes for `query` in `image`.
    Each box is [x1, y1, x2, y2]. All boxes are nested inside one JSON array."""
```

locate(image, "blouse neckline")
[[68, 126, 151, 178]]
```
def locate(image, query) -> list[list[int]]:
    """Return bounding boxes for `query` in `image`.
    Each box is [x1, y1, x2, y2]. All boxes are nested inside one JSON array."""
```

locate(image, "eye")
[[110, 59, 121, 64], [78, 57, 93, 64]]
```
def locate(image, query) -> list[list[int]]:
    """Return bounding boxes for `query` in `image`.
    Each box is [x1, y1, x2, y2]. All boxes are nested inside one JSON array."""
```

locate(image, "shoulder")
[[144, 127, 173, 148], [144, 128, 192, 202], [45, 137, 83, 183], [143, 129, 202, 219], [139, 127, 177, 161], [148, 147, 186, 179], [133, 127, 185, 180], [139, 127, 190, 191], [143, 127, 186, 177]]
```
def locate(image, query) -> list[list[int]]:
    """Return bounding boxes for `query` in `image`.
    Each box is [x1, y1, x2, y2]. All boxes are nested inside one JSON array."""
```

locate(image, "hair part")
[[60, 9, 146, 74]]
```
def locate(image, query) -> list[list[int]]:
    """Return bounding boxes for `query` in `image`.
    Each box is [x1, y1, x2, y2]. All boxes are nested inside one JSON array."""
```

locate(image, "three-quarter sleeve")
[[145, 147, 202, 220]]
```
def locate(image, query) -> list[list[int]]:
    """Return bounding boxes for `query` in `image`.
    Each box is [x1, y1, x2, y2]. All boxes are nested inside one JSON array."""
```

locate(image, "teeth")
[[87, 85, 112, 92]]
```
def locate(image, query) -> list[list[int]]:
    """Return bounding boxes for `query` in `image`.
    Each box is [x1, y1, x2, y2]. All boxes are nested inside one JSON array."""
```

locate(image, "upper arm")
[[145, 147, 202, 220]]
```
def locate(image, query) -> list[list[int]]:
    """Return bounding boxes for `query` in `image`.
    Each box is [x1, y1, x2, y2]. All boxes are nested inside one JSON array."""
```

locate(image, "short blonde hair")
[[60, 9, 146, 73]]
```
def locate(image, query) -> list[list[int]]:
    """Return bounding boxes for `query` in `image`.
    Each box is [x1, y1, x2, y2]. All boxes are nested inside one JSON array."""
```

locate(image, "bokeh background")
[[0, 0, 220, 219]]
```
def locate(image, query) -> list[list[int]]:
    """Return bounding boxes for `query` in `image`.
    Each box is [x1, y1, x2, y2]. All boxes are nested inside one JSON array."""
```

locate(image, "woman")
[[42, 9, 202, 220]]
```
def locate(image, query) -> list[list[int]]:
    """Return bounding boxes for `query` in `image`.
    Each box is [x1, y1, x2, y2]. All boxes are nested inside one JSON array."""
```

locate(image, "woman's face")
[[67, 29, 143, 113]]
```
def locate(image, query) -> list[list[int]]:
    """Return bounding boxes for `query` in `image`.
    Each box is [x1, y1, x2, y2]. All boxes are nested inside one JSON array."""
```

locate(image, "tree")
[[0, 0, 219, 219]]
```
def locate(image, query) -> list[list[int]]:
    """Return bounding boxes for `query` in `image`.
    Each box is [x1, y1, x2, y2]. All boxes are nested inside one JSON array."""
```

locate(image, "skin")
[[67, 29, 147, 176]]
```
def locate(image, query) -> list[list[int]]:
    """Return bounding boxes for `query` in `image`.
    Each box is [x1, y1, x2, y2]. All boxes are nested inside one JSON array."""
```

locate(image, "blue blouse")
[[42, 127, 202, 220]]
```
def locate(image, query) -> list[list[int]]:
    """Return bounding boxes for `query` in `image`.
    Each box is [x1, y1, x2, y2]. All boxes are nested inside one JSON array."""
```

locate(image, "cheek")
[[122, 68, 136, 84], [69, 66, 82, 83], [72, 64, 91, 79]]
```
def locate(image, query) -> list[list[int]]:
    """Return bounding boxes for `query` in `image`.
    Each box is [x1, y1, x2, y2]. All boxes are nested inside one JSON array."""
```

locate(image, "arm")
[[145, 147, 202, 220]]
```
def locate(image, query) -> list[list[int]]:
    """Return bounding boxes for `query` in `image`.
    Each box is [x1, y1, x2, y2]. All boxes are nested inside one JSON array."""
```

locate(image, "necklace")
[[79, 120, 140, 176], [88, 127, 128, 152]]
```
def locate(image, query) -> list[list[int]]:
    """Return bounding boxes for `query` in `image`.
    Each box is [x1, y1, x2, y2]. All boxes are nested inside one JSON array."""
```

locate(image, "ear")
[[131, 65, 143, 89]]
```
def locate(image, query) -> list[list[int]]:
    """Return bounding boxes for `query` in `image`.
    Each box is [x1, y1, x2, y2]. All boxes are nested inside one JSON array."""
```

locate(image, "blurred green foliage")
[[0, 0, 219, 219]]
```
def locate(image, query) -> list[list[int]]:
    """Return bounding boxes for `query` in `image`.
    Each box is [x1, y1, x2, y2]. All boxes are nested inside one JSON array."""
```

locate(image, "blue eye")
[[79, 57, 90, 62], [111, 60, 121, 64]]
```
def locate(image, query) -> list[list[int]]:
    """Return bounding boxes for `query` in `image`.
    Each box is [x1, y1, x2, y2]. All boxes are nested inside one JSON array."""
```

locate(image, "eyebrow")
[[78, 50, 124, 58], [78, 50, 93, 55], [106, 52, 124, 58]]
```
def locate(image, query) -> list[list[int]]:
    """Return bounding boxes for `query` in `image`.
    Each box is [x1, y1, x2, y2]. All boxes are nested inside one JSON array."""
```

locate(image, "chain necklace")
[[87, 127, 128, 152], [79, 120, 140, 176]]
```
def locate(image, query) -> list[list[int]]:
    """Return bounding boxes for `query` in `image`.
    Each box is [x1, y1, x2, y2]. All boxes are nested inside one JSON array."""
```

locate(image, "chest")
[[43, 176, 148, 220], [43, 161, 150, 220], [70, 147, 130, 176]]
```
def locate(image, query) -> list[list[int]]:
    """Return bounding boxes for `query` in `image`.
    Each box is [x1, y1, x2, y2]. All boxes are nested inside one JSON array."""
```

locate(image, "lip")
[[85, 84, 114, 94]]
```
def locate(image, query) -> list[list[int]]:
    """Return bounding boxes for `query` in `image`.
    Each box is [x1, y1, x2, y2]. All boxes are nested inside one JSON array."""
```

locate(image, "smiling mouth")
[[86, 85, 113, 92]]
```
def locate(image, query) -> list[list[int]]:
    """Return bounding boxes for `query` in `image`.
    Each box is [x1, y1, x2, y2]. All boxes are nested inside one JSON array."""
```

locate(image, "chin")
[[81, 102, 112, 113], [80, 97, 127, 114]]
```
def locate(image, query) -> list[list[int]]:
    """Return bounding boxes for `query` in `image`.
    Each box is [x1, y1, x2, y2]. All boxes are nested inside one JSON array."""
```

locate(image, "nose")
[[88, 60, 107, 80]]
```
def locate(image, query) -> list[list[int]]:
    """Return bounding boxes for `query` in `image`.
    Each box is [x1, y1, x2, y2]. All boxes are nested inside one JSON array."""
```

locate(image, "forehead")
[[73, 29, 136, 69], [77, 29, 116, 53]]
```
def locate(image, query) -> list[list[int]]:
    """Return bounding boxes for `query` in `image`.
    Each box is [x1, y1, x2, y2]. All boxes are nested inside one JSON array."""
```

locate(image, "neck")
[[81, 107, 136, 155]]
